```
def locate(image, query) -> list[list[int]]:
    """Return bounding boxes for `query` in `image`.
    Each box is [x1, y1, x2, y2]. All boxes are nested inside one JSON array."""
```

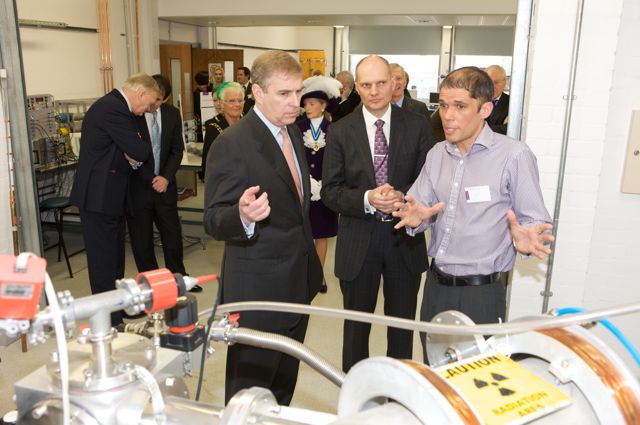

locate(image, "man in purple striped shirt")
[[393, 66, 554, 363]]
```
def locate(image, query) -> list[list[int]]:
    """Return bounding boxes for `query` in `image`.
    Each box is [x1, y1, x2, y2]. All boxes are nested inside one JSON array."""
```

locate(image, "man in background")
[[236, 66, 254, 113], [390, 63, 430, 118], [193, 70, 210, 144], [204, 50, 322, 405], [322, 55, 434, 372], [332, 70, 361, 121], [126, 74, 202, 293], [485, 64, 509, 134], [70, 73, 158, 326]]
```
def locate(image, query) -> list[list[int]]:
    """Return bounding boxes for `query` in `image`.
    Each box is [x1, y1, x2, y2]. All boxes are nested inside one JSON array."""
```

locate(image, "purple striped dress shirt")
[[407, 124, 551, 276]]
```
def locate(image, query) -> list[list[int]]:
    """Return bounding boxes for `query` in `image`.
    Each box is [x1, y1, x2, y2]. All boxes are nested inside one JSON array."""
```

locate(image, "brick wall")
[[510, 0, 640, 368]]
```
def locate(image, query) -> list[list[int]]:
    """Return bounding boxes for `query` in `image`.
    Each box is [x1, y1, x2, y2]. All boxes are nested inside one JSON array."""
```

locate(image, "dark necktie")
[[373, 119, 388, 186]]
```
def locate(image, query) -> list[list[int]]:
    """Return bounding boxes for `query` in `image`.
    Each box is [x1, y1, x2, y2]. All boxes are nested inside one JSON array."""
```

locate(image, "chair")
[[39, 196, 73, 278]]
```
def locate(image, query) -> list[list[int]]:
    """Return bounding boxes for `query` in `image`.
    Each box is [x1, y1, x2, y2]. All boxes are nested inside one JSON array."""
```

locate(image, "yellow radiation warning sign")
[[436, 353, 572, 425]]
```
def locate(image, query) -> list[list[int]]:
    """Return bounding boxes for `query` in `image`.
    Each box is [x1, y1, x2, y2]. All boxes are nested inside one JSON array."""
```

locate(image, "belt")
[[373, 211, 394, 222], [431, 263, 502, 287]]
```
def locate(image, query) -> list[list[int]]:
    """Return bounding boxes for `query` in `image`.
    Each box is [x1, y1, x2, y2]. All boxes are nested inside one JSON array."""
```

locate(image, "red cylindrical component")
[[137, 268, 178, 313]]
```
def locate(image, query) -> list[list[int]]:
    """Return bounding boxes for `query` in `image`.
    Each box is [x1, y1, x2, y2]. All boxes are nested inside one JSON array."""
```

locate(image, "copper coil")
[[540, 327, 640, 424], [402, 360, 482, 425]]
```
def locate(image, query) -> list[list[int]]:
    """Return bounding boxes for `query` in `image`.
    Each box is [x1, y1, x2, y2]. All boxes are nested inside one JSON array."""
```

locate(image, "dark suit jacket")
[[400, 96, 430, 118], [204, 109, 322, 331], [70, 89, 150, 216], [129, 103, 184, 206], [321, 105, 434, 281], [242, 82, 255, 114], [332, 89, 361, 122], [487, 92, 509, 135]]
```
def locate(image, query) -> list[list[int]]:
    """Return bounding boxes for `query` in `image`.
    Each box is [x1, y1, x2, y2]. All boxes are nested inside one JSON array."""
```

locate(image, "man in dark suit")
[[70, 73, 159, 326], [204, 50, 322, 406], [236, 66, 255, 114], [390, 63, 430, 118], [485, 64, 509, 135], [126, 75, 202, 292], [321, 55, 435, 372], [332, 70, 361, 121]]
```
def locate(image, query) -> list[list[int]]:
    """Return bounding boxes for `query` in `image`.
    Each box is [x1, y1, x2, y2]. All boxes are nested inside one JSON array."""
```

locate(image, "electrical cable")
[[554, 307, 640, 367], [194, 274, 222, 401]]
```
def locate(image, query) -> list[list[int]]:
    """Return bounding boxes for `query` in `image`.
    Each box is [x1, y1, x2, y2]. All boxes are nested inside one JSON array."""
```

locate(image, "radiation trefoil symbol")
[[473, 372, 515, 396]]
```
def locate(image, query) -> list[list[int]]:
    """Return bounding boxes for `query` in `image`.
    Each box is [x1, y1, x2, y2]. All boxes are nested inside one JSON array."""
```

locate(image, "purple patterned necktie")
[[373, 119, 388, 186]]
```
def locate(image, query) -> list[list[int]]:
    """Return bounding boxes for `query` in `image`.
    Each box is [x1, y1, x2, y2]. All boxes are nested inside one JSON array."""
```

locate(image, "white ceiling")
[[159, 14, 517, 28]]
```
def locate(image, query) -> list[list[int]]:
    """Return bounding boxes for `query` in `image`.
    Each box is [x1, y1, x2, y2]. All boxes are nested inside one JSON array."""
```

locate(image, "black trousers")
[[79, 209, 125, 325], [420, 266, 508, 364], [340, 221, 422, 372], [225, 315, 309, 406], [127, 190, 186, 275]]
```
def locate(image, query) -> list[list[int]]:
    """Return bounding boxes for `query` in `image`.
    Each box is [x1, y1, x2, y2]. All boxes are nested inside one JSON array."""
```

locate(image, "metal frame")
[[0, 0, 42, 255]]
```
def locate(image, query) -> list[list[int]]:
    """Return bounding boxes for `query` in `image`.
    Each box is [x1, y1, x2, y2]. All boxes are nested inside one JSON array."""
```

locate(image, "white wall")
[[511, 0, 640, 368], [17, 0, 133, 99], [583, 0, 640, 366], [158, 19, 199, 44], [217, 27, 334, 72]]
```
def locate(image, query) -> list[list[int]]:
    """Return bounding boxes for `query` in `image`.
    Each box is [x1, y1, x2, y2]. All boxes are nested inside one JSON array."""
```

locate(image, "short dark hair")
[[440, 67, 494, 106], [152, 74, 172, 101], [237, 66, 251, 78], [195, 71, 209, 86]]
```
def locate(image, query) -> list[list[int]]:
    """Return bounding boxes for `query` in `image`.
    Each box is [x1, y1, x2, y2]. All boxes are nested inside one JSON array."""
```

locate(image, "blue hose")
[[554, 307, 640, 367]]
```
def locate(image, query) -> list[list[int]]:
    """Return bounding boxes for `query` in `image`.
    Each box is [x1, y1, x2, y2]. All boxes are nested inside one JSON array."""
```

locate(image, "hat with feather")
[[300, 76, 342, 113]]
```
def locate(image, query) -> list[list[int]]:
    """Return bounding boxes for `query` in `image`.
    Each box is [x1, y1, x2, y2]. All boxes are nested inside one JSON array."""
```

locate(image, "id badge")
[[465, 185, 491, 203]]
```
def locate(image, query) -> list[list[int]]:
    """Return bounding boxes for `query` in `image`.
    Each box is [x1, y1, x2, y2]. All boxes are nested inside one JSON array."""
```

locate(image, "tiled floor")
[[0, 213, 426, 417]]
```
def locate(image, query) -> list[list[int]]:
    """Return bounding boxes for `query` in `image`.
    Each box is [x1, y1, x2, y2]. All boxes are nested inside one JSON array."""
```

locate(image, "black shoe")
[[189, 284, 203, 293]]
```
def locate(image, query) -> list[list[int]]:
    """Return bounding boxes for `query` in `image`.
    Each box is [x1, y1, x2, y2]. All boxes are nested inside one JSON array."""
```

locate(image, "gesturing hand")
[[239, 185, 270, 225], [392, 195, 445, 230], [508, 209, 554, 259]]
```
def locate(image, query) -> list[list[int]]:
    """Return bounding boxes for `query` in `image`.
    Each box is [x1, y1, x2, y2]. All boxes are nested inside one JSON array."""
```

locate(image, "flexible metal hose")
[[214, 327, 346, 387], [200, 301, 640, 337]]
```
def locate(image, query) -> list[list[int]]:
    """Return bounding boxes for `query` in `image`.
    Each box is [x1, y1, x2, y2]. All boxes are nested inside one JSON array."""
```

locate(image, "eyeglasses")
[[223, 99, 245, 105]]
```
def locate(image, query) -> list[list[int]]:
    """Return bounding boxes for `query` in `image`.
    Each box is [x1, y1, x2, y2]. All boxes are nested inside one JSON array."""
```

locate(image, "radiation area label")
[[436, 353, 572, 425]]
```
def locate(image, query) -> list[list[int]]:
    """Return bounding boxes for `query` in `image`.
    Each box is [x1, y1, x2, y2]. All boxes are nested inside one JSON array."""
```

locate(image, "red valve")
[[228, 313, 240, 325], [136, 268, 178, 313]]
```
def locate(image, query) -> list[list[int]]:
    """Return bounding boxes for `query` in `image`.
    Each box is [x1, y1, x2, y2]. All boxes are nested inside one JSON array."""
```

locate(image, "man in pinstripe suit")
[[322, 55, 435, 372]]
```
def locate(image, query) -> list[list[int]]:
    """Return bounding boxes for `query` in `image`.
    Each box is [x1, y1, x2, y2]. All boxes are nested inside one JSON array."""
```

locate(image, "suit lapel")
[[388, 106, 407, 183], [159, 105, 171, 164], [351, 109, 376, 186]]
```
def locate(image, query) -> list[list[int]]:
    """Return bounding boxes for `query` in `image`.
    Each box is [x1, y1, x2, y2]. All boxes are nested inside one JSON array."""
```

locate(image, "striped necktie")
[[151, 110, 161, 175]]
